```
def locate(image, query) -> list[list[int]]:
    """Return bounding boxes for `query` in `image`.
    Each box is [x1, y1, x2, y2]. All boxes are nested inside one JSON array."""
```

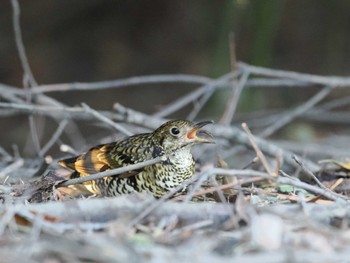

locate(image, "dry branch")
[[239, 62, 350, 87], [32, 74, 213, 94], [0, 101, 321, 172], [258, 85, 333, 137]]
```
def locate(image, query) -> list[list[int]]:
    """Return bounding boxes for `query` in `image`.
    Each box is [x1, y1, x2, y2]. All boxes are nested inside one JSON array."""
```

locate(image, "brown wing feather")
[[58, 134, 156, 179]]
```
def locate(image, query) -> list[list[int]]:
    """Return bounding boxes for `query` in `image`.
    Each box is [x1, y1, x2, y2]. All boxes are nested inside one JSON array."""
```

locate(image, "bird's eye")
[[170, 127, 180, 136]]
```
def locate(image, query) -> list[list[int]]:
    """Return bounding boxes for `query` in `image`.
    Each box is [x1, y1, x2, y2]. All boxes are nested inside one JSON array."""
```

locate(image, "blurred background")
[[1, 0, 350, 156]]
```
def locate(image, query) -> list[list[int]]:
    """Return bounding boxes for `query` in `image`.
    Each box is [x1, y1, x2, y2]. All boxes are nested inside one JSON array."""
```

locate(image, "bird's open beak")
[[186, 120, 214, 144]]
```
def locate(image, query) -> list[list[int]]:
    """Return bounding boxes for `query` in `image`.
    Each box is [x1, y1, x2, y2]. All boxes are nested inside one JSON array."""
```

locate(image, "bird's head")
[[153, 120, 214, 153]]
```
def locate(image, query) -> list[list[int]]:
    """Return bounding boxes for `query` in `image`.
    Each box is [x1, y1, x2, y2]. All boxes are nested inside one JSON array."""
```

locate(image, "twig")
[[292, 156, 349, 201], [241, 123, 275, 176], [278, 171, 348, 203], [0, 86, 25, 104], [57, 155, 167, 187], [11, 0, 46, 159], [3, 62, 350, 98], [258, 85, 333, 137], [186, 86, 216, 120], [183, 170, 214, 202], [246, 78, 310, 88], [179, 166, 349, 203], [219, 70, 250, 125], [210, 177, 228, 203], [153, 73, 234, 118], [303, 110, 350, 124], [128, 174, 202, 227], [239, 62, 350, 87], [11, 0, 43, 158], [181, 167, 349, 203], [0, 86, 86, 149], [30, 61, 350, 95], [219, 34, 245, 125], [28, 115, 42, 157], [11, 0, 37, 87], [292, 156, 326, 188], [0, 146, 13, 162], [0, 101, 321, 171], [177, 176, 267, 200], [39, 120, 68, 156], [31, 74, 212, 94], [181, 168, 270, 201], [81, 103, 133, 136], [315, 95, 350, 111]]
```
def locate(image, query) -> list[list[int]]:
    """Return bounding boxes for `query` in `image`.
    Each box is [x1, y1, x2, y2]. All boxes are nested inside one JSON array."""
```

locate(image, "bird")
[[58, 120, 214, 198]]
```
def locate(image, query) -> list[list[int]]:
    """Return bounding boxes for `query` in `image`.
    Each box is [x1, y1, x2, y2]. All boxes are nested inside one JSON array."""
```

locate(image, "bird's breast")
[[168, 149, 194, 167]]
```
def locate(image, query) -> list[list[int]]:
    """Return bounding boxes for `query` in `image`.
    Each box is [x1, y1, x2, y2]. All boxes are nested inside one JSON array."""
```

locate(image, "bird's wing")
[[59, 135, 156, 178]]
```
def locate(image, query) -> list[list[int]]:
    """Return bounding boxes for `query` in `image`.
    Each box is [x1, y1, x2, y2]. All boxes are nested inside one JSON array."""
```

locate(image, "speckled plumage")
[[58, 120, 213, 198]]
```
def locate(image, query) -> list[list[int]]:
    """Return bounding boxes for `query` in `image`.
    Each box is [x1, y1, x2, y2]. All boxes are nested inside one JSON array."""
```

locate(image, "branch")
[[258, 85, 333, 137], [241, 123, 275, 176], [11, 0, 37, 87], [31, 74, 212, 94], [278, 171, 348, 203], [239, 62, 350, 87], [0, 101, 321, 172], [57, 155, 167, 187], [153, 72, 234, 118], [219, 70, 250, 124], [189, 167, 349, 203], [81, 103, 132, 136], [39, 120, 68, 156]]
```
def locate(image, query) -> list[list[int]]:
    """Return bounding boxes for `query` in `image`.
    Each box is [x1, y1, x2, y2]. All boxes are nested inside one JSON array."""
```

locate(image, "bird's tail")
[[58, 156, 78, 168], [58, 156, 81, 179], [58, 156, 99, 194], [58, 156, 80, 179]]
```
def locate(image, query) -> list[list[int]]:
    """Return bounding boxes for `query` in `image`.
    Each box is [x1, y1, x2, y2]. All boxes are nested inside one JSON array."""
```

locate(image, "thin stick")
[[181, 167, 349, 203], [219, 70, 250, 125], [183, 170, 213, 202], [180, 169, 270, 202], [28, 116, 42, 156], [219, 34, 246, 125], [177, 176, 266, 200], [241, 123, 275, 176], [81, 103, 133, 136], [278, 171, 348, 203], [32, 74, 212, 94], [246, 78, 309, 88], [4, 63, 350, 97], [39, 120, 68, 156], [11, 0, 44, 158], [187, 87, 216, 120], [11, 0, 37, 87], [57, 155, 167, 187], [0, 101, 321, 171], [128, 174, 201, 227], [153, 73, 233, 118], [0, 146, 13, 162], [239, 62, 350, 88], [259, 85, 333, 138], [292, 156, 348, 201]]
